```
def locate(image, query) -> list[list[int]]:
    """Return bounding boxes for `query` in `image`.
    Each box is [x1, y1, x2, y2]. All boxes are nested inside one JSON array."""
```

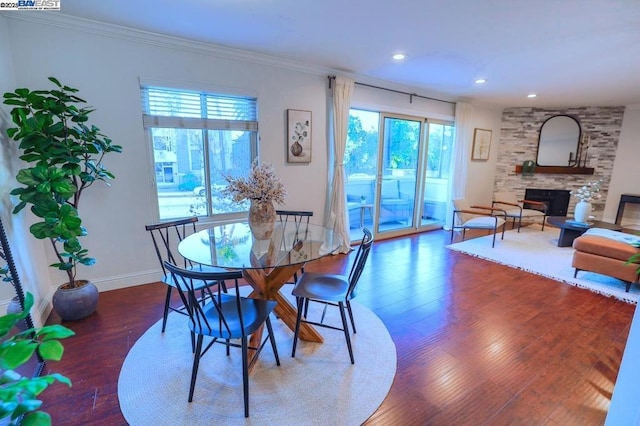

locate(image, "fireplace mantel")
[[514, 165, 594, 175]]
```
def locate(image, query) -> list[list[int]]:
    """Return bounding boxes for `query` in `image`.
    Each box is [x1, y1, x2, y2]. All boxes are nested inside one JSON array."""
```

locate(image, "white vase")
[[574, 200, 591, 223]]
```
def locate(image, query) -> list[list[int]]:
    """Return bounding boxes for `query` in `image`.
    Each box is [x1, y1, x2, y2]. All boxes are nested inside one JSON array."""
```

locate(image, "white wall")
[[605, 104, 640, 225], [464, 105, 504, 206], [3, 16, 333, 296]]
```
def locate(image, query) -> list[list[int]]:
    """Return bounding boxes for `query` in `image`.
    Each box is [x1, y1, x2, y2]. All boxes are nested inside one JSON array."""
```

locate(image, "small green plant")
[[627, 242, 640, 276], [0, 293, 74, 425], [3, 77, 123, 288]]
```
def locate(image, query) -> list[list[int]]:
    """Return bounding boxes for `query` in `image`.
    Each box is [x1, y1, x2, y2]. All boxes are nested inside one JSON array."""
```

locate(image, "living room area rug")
[[447, 224, 639, 304], [118, 284, 396, 425]]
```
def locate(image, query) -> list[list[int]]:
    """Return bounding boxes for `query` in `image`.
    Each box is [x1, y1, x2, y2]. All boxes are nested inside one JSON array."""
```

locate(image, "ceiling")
[[44, 0, 640, 107]]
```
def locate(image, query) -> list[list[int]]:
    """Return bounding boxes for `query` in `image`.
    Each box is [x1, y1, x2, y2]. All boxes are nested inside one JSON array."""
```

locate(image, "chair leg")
[[162, 285, 173, 332], [242, 336, 250, 418], [188, 335, 204, 402], [541, 216, 546, 231], [291, 297, 304, 358], [265, 316, 280, 366], [339, 302, 355, 364], [517, 215, 523, 232], [303, 298, 310, 318], [346, 300, 356, 334], [226, 339, 230, 356]]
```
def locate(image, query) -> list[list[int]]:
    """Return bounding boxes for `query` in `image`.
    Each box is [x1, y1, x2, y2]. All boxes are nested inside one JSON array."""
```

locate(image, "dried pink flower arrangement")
[[222, 160, 286, 204]]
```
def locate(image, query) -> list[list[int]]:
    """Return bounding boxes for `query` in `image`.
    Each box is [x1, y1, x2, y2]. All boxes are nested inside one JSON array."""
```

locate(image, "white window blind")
[[140, 86, 258, 131]]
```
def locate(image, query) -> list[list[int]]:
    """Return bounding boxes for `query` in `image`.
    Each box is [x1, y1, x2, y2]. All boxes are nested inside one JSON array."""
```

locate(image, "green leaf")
[[14, 88, 30, 97], [37, 341, 64, 361], [0, 341, 37, 369], [29, 223, 51, 240], [79, 257, 96, 266], [22, 410, 52, 426], [48, 77, 61, 87], [3, 99, 27, 106], [48, 372, 72, 387], [37, 324, 75, 340]]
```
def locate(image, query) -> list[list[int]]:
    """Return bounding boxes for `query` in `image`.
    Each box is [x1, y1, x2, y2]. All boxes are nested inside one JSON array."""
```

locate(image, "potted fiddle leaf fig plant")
[[3, 77, 123, 321]]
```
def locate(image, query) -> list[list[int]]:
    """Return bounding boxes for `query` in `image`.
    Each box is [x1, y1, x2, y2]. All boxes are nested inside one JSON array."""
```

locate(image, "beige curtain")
[[446, 102, 472, 229], [327, 75, 354, 253]]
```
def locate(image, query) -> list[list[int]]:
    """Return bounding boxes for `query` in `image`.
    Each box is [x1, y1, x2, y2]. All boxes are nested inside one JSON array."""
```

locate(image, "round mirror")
[[536, 115, 581, 166]]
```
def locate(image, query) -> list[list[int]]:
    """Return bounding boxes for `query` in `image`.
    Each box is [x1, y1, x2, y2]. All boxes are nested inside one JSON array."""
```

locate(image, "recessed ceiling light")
[[527, 93, 537, 98], [474, 79, 486, 84], [392, 53, 407, 61]]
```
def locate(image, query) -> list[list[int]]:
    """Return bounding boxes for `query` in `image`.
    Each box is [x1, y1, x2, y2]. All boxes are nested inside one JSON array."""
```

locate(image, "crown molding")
[[0, 11, 336, 78], [0, 11, 458, 104]]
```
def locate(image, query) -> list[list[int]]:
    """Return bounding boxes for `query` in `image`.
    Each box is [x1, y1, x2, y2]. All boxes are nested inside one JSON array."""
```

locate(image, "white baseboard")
[[1, 269, 163, 327]]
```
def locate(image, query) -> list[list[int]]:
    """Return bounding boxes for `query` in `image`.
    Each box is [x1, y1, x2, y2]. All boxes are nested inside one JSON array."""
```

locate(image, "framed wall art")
[[471, 128, 492, 161], [287, 109, 311, 163]]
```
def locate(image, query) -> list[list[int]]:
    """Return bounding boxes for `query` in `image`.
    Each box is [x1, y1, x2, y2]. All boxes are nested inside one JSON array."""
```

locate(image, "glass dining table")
[[178, 221, 341, 352]]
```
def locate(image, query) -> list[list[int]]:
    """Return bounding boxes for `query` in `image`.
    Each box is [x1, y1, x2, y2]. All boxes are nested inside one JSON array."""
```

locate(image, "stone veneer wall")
[[495, 107, 626, 219]]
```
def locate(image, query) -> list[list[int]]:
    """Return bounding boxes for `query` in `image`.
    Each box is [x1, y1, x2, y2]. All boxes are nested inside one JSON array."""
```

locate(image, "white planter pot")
[[574, 201, 592, 223]]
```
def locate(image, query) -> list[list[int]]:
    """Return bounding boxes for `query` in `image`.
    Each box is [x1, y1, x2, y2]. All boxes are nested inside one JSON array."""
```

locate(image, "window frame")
[[140, 83, 259, 222]]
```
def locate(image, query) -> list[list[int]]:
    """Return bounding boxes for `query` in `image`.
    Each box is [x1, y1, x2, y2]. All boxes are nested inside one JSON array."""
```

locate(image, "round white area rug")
[[118, 285, 396, 425]]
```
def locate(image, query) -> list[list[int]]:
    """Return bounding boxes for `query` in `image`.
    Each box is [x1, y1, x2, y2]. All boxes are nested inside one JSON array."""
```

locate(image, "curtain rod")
[[328, 75, 455, 106]]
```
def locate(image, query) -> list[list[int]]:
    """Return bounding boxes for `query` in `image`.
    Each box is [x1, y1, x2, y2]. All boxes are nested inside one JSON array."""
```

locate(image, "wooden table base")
[[243, 263, 323, 369]]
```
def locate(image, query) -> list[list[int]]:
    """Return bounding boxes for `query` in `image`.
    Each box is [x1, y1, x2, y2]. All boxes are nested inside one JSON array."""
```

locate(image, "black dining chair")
[[276, 210, 313, 283], [145, 217, 226, 332], [291, 227, 373, 364], [163, 261, 280, 418]]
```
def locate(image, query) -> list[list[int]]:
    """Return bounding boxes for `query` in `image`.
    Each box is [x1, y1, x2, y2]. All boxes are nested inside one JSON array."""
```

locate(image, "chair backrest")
[[163, 261, 245, 339], [493, 191, 520, 206], [145, 217, 199, 276], [380, 179, 400, 200], [452, 199, 473, 225], [276, 210, 313, 242], [347, 227, 374, 299]]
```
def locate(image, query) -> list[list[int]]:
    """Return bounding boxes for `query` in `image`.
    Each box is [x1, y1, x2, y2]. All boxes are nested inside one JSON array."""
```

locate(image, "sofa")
[[572, 228, 640, 292]]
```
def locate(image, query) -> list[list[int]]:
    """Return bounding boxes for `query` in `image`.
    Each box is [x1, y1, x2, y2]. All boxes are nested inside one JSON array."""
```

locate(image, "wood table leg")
[[242, 264, 324, 370]]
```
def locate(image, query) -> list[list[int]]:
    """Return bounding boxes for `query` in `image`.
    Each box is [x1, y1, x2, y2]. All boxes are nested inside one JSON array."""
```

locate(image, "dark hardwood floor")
[[40, 227, 635, 425]]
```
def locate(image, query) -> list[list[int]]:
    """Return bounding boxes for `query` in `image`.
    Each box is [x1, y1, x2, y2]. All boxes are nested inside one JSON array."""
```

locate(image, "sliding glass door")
[[376, 115, 421, 234], [421, 121, 453, 229], [344, 109, 452, 240]]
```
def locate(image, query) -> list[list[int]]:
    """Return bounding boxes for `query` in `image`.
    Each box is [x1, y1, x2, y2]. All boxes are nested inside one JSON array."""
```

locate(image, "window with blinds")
[[140, 84, 259, 220]]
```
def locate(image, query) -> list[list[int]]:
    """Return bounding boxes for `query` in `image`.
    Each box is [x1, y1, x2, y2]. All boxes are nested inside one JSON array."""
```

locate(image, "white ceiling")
[[46, 0, 640, 107]]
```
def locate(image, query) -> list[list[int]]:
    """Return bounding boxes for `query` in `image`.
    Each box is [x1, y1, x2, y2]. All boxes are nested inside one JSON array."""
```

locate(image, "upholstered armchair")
[[451, 199, 507, 247], [378, 179, 410, 225], [347, 194, 364, 229]]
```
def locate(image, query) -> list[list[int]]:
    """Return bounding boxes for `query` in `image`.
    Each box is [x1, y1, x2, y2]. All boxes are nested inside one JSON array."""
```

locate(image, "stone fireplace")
[[494, 106, 625, 219], [524, 189, 571, 216]]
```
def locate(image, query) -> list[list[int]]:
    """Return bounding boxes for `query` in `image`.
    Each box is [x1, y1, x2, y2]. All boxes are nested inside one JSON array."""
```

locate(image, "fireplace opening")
[[524, 189, 571, 216]]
